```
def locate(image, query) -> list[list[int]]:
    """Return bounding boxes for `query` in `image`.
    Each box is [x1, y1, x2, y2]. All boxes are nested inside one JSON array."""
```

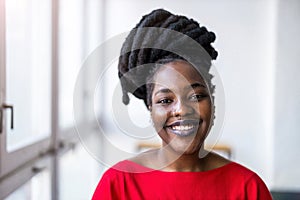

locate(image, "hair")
[[118, 9, 218, 108]]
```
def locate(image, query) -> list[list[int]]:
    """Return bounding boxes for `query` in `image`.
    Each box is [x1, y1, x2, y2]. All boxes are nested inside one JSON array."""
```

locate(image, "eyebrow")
[[154, 88, 172, 96], [184, 82, 206, 90]]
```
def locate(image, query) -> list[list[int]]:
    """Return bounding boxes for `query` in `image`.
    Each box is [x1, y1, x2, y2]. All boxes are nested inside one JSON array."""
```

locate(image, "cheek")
[[151, 107, 168, 130], [198, 100, 212, 119]]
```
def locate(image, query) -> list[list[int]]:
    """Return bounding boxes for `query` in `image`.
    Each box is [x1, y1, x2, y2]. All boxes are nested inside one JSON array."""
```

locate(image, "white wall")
[[273, 0, 300, 190], [99, 0, 300, 190]]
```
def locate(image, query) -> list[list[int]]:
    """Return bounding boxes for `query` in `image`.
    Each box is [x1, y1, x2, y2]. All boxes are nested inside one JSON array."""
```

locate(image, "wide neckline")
[[122, 159, 235, 174]]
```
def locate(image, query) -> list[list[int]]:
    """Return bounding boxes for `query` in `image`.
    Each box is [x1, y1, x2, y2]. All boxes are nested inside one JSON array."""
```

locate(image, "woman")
[[93, 9, 272, 199]]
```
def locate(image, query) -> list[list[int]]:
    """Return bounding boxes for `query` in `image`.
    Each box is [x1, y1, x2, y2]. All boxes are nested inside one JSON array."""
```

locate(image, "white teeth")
[[171, 125, 194, 131]]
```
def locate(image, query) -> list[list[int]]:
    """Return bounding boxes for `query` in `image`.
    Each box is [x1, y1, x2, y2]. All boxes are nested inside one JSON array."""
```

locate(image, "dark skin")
[[129, 60, 230, 172]]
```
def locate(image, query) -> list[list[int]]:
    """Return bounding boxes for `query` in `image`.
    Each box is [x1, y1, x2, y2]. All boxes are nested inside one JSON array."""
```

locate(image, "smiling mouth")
[[165, 120, 201, 137], [170, 124, 195, 131]]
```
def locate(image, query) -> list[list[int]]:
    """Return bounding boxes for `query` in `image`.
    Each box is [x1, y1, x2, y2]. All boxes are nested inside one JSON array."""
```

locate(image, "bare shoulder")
[[204, 152, 231, 170]]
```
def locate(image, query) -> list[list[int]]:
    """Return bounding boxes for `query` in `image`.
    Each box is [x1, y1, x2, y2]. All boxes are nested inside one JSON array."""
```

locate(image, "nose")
[[172, 99, 194, 117]]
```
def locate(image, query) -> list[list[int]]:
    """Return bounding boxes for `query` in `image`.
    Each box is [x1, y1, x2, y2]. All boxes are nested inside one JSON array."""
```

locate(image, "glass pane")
[[58, 145, 102, 199], [84, 0, 104, 123], [5, 0, 52, 152], [4, 169, 51, 200], [58, 0, 85, 129]]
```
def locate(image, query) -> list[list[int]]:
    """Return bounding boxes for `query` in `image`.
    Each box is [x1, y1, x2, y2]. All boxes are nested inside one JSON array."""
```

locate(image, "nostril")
[[171, 111, 179, 117]]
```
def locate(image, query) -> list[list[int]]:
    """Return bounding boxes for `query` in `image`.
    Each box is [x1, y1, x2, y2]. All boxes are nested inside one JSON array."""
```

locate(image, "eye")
[[189, 94, 208, 102], [157, 98, 173, 105]]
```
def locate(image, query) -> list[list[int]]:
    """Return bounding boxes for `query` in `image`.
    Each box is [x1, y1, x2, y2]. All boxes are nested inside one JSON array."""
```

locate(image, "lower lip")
[[166, 126, 199, 137]]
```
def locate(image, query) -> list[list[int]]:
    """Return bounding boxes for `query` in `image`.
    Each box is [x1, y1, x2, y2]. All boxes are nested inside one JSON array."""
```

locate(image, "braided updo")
[[118, 9, 218, 108]]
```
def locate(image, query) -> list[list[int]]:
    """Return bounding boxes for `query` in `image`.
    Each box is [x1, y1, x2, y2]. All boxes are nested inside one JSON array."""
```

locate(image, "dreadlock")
[[118, 9, 218, 108]]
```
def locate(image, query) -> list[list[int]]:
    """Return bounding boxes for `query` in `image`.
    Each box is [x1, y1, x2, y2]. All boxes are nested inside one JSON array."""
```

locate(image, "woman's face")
[[150, 60, 212, 155]]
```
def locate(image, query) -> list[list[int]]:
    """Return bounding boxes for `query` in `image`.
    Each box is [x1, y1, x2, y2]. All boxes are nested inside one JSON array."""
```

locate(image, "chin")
[[159, 127, 206, 154], [166, 140, 203, 155]]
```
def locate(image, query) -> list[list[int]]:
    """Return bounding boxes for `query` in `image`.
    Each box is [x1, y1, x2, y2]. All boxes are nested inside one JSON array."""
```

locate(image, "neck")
[[157, 146, 209, 172]]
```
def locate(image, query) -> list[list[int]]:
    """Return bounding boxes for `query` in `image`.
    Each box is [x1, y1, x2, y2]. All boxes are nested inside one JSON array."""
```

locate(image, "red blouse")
[[92, 160, 272, 200]]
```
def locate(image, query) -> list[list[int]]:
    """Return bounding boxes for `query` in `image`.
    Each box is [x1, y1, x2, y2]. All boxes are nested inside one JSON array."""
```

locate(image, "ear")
[[148, 105, 152, 111]]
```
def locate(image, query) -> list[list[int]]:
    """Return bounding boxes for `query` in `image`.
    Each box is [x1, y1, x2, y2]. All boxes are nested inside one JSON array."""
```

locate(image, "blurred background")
[[0, 0, 299, 199]]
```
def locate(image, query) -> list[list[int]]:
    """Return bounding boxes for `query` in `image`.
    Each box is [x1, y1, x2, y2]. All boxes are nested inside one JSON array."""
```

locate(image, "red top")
[[92, 160, 272, 200]]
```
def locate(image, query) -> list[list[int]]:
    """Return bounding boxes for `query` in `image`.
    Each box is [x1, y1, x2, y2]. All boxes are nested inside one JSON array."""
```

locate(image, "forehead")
[[152, 61, 206, 89]]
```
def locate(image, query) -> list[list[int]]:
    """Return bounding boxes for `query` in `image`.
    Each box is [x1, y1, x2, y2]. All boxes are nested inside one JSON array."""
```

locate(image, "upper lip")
[[165, 119, 202, 127]]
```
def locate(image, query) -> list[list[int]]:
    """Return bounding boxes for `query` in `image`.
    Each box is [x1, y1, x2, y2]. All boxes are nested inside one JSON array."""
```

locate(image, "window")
[[0, 0, 52, 177], [0, 0, 104, 198], [5, 0, 52, 152], [4, 169, 51, 200], [58, 0, 85, 130]]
